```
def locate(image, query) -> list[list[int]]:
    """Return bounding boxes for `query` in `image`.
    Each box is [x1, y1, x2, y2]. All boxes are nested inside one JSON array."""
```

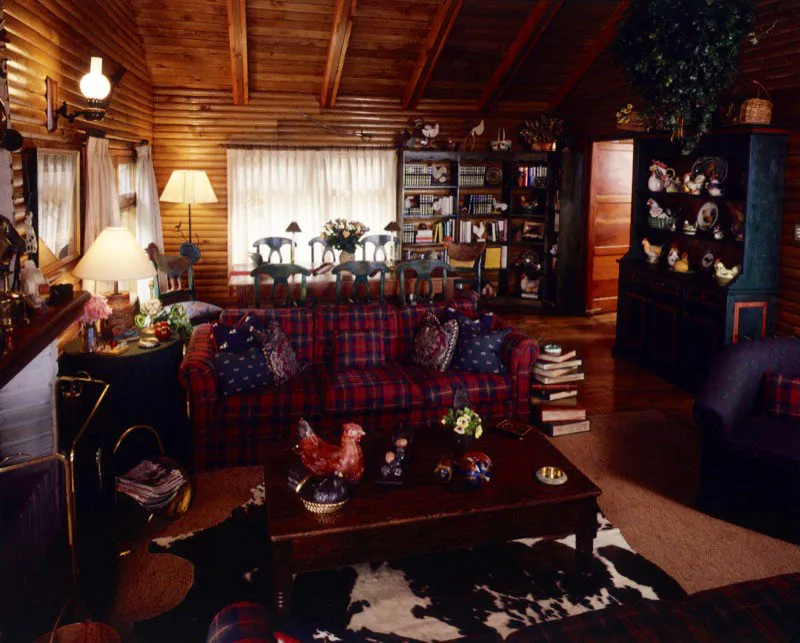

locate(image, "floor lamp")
[[159, 170, 218, 261]]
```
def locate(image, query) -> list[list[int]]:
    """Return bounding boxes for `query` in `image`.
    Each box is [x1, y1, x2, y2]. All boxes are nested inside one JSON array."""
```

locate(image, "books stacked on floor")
[[116, 459, 187, 511], [531, 347, 589, 436]]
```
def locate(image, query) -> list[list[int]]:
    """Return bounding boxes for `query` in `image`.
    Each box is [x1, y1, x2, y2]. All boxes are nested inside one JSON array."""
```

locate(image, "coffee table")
[[263, 423, 601, 617]]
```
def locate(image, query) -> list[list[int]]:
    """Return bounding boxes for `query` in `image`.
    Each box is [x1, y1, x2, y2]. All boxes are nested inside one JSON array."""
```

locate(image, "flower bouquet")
[[79, 294, 112, 353], [153, 304, 193, 344], [441, 406, 483, 442], [321, 218, 368, 255]]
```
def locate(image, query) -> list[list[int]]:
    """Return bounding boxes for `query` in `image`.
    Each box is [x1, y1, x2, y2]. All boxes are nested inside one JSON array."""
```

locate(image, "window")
[[37, 149, 80, 265], [117, 159, 137, 235], [227, 148, 397, 267]]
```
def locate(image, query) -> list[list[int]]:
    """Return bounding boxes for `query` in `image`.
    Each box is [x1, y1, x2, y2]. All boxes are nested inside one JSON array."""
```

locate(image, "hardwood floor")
[[504, 311, 694, 423]]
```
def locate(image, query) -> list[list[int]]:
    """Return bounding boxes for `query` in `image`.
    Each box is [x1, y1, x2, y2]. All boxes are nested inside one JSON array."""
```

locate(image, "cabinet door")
[[617, 291, 647, 352], [646, 299, 679, 367], [681, 311, 725, 388]]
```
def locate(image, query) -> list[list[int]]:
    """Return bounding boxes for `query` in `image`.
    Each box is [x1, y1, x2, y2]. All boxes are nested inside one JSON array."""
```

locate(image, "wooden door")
[[586, 140, 633, 313]]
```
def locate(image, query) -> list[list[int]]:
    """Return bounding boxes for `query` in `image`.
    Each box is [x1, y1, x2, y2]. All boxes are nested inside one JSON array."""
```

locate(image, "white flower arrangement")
[[441, 406, 483, 439], [321, 218, 368, 254]]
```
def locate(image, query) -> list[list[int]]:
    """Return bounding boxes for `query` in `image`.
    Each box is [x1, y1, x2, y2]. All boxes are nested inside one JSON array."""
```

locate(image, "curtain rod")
[[220, 143, 396, 150], [78, 128, 150, 146]]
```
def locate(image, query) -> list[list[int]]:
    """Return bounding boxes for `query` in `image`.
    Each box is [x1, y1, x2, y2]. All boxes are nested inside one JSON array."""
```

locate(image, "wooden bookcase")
[[614, 128, 789, 391], [398, 149, 562, 309]]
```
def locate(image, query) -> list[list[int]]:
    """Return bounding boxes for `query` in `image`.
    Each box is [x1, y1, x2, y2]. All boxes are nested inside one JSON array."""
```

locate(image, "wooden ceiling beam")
[[402, 0, 463, 110], [547, 1, 630, 111], [226, 0, 249, 105], [321, 0, 358, 109], [478, 0, 563, 113]]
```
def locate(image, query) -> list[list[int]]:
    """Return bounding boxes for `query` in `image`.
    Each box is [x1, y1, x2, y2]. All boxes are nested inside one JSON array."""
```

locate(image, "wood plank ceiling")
[[129, 0, 628, 111]]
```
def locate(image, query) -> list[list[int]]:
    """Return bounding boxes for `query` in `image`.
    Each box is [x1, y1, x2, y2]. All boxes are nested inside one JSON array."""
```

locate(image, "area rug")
[[134, 484, 684, 643]]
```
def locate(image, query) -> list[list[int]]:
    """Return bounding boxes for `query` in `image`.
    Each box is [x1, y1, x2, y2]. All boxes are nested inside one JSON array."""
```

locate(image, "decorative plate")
[[485, 166, 503, 185], [691, 156, 728, 184], [696, 202, 719, 231], [701, 252, 715, 270]]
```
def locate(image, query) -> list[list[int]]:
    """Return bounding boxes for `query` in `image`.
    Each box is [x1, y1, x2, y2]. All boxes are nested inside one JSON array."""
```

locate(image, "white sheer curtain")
[[85, 136, 121, 293], [227, 148, 397, 267], [37, 150, 79, 260], [135, 144, 165, 301]]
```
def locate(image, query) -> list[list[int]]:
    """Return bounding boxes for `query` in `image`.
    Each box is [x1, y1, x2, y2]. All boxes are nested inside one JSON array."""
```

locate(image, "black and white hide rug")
[[135, 484, 684, 643]]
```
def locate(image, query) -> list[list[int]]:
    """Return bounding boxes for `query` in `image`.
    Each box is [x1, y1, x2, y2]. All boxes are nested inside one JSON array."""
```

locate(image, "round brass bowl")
[[300, 498, 348, 514], [536, 466, 568, 486]]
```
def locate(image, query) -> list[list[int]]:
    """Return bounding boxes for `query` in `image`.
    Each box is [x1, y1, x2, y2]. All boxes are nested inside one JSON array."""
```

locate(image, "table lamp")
[[159, 170, 217, 260], [384, 221, 401, 264], [72, 227, 156, 329], [285, 222, 302, 264]]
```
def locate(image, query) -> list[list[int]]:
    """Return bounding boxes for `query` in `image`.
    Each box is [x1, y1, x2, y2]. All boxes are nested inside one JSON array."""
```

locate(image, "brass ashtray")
[[300, 498, 348, 514], [536, 466, 568, 486]]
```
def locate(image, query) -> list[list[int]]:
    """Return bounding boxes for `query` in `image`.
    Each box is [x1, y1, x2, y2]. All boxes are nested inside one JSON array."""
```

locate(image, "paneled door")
[[586, 140, 633, 313]]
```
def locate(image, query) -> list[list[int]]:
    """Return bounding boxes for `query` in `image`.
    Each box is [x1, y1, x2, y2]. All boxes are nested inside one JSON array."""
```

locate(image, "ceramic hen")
[[294, 418, 365, 483]]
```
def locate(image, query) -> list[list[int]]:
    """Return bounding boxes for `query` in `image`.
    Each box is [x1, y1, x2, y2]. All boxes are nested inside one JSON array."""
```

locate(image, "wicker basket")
[[739, 81, 772, 125], [444, 240, 485, 263], [648, 215, 675, 230]]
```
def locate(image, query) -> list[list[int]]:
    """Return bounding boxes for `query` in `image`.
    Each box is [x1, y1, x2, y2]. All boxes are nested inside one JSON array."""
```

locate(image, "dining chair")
[[359, 234, 393, 262], [443, 241, 485, 300], [252, 237, 296, 264], [332, 260, 388, 304], [250, 263, 311, 308], [308, 236, 336, 266], [395, 259, 451, 303]]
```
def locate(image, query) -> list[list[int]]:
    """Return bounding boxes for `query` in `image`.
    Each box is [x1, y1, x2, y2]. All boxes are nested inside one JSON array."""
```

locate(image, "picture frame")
[[522, 221, 545, 240]]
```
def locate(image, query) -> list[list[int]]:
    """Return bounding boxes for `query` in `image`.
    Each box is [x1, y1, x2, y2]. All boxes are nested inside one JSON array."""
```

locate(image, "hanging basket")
[[739, 81, 773, 125]]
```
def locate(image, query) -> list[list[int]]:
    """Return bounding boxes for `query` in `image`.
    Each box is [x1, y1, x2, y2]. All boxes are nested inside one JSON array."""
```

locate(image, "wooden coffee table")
[[263, 423, 601, 617]]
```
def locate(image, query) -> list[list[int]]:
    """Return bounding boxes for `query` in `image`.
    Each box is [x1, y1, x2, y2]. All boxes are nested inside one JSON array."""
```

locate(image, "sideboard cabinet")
[[614, 128, 789, 391]]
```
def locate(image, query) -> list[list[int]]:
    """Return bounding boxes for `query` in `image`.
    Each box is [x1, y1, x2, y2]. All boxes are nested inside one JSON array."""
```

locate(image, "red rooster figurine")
[[294, 418, 365, 484]]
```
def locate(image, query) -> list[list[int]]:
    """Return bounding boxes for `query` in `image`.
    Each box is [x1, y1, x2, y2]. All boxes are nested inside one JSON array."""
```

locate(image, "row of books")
[[484, 246, 508, 270], [116, 459, 188, 511], [405, 164, 449, 186], [462, 193, 496, 215], [458, 164, 489, 187], [404, 194, 456, 217], [516, 164, 548, 188], [457, 219, 507, 244], [531, 347, 589, 437]]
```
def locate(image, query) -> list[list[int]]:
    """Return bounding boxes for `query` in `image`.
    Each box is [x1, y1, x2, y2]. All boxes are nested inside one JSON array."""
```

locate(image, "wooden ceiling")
[[130, 0, 628, 111]]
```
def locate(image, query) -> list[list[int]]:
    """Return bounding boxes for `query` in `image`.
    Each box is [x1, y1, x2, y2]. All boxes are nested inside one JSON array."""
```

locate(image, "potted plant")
[[321, 218, 369, 263], [520, 114, 564, 151], [441, 406, 483, 452], [78, 294, 112, 353]]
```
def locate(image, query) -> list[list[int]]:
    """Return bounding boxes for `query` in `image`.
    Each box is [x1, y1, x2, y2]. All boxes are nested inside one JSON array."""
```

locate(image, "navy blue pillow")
[[443, 307, 495, 335], [211, 312, 263, 353], [451, 328, 511, 374], [214, 346, 273, 396]]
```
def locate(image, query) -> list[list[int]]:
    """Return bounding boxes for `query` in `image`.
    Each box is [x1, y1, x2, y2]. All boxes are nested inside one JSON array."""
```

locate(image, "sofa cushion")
[[220, 364, 323, 419], [220, 308, 314, 363], [412, 312, 459, 372], [314, 304, 394, 364], [761, 371, 800, 419], [443, 306, 496, 334], [450, 370, 511, 404], [403, 364, 459, 407], [211, 312, 263, 353], [213, 347, 273, 396], [730, 414, 800, 462], [165, 301, 222, 326], [322, 363, 422, 412], [452, 328, 512, 374], [335, 330, 385, 371], [394, 301, 476, 362], [254, 322, 300, 386]]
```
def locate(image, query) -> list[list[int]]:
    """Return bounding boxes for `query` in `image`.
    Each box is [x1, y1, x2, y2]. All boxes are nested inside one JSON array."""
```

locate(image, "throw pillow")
[[254, 321, 300, 386], [335, 330, 385, 370], [451, 328, 512, 374], [444, 307, 496, 334], [165, 301, 222, 326], [210, 312, 263, 353], [412, 312, 459, 372], [762, 371, 800, 418], [213, 347, 273, 396]]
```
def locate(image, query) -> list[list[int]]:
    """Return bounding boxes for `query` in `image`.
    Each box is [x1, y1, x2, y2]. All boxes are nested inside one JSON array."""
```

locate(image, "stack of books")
[[531, 347, 589, 436], [116, 459, 187, 511]]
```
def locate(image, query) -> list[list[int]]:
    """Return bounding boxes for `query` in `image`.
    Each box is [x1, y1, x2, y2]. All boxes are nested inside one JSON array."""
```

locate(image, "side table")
[[59, 336, 190, 466]]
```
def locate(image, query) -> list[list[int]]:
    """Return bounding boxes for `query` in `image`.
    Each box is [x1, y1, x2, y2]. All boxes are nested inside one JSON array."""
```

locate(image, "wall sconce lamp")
[[46, 57, 126, 132]]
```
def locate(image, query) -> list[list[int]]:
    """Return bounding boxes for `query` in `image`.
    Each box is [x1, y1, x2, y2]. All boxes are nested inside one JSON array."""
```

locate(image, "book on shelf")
[[532, 388, 579, 402], [535, 359, 582, 371], [458, 164, 487, 187], [534, 406, 586, 423], [534, 371, 585, 385], [539, 419, 590, 437], [520, 292, 540, 300], [530, 393, 579, 405], [516, 164, 548, 188], [533, 365, 579, 379], [537, 349, 577, 364]]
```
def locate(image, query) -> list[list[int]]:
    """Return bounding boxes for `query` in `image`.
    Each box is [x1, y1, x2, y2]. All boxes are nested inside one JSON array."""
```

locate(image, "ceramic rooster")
[[295, 418, 365, 484], [146, 243, 194, 292]]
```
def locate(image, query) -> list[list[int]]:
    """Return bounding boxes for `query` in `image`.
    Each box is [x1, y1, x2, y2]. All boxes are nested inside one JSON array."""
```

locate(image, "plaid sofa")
[[180, 301, 538, 471]]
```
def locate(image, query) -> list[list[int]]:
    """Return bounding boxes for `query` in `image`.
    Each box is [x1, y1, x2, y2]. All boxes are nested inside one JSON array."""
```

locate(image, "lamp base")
[[105, 291, 136, 331]]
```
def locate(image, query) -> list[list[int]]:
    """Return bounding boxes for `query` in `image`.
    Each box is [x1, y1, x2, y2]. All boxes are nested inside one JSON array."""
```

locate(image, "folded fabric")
[[211, 312, 263, 353], [443, 307, 495, 334], [762, 371, 800, 419], [451, 327, 512, 374], [214, 347, 273, 396], [412, 312, 459, 372], [335, 330, 385, 370], [254, 321, 300, 386]]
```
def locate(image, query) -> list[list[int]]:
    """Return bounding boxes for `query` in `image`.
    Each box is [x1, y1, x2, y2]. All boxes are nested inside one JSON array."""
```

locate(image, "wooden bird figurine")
[[146, 242, 194, 292], [294, 418, 365, 484]]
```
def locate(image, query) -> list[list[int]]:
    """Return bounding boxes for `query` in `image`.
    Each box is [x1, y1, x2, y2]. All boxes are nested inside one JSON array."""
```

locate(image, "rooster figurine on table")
[[146, 243, 196, 292], [294, 418, 365, 484]]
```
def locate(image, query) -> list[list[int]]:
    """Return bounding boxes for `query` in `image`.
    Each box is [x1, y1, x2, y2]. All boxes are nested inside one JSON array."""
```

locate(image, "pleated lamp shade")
[[159, 170, 218, 204], [73, 227, 156, 284]]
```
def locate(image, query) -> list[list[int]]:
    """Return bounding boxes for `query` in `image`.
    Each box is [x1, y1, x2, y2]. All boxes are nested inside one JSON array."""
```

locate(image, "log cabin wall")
[[3, 0, 154, 284], [153, 90, 539, 305]]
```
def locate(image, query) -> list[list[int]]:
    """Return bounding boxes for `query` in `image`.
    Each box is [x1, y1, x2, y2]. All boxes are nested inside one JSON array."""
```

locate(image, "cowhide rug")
[[135, 484, 684, 643]]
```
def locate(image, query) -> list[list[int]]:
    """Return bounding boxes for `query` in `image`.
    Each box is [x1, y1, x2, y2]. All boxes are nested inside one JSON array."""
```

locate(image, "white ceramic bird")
[[471, 120, 485, 138], [422, 122, 440, 140], [713, 259, 740, 285]]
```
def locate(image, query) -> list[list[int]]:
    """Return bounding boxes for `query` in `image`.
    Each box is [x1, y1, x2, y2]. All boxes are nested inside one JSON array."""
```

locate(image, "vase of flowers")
[[441, 406, 483, 453], [321, 218, 368, 263], [79, 294, 112, 353]]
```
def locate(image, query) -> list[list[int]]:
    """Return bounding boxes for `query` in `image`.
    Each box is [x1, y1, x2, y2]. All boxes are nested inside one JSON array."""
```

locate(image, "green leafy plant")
[[614, 0, 755, 152], [441, 407, 483, 439], [153, 305, 193, 344]]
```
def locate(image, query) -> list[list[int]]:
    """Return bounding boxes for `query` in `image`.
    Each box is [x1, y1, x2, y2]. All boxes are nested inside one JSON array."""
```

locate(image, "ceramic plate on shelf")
[[701, 252, 715, 270], [697, 202, 719, 231], [691, 156, 728, 184]]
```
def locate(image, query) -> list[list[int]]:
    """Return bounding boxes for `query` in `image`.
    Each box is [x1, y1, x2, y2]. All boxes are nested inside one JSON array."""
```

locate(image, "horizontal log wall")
[[3, 0, 154, 284], [153, 88, 543, 305]]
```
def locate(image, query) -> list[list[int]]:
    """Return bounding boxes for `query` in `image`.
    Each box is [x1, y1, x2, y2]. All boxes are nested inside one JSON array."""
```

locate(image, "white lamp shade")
[[79, 57, 111, 101], [73, 227, 156, 282], [160, 170, 218, 204]]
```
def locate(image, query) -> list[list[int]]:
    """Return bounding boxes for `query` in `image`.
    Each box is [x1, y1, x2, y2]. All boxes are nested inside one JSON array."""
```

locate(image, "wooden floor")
[[503, 311, 695, 423]]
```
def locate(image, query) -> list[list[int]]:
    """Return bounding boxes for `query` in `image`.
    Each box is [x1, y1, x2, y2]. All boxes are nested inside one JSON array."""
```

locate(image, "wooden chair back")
[[250, 263, 311, 308], [443, 241, 485, 299], [253, 237, 295, 264], [395, 259, 451, 303], [332, 260, 388, 304], [308, 236, 336, 265], [359, 234, 393, 262]]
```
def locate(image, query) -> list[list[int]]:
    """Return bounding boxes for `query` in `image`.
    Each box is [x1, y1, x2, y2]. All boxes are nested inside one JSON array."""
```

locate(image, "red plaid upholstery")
[[394, 300, 474, 362], [335, 330, 385, 370], [762, 371, 800, 418], [313, 304, 394, 363], [501, 330, 539, 414], [448, 370, 511, 404], [221, 308, 314, 363], [402, 364, 459, 406], [322, 363, 421, 412], [179, 323, 218, 430], [220, 364, 322, 419], [207, 602, 273, 643]]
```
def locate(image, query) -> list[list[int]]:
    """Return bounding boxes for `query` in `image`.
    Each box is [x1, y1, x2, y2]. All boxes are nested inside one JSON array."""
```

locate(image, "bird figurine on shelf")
[[713, 259, 741, 286], [294, 418, 365, 484], [641, 238, 662, 264], [673, 253, 690, 273], [146, 243, 195, 292]]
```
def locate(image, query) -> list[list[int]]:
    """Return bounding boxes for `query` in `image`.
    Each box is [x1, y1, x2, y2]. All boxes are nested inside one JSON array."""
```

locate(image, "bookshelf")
[[398, 149, 560, 308]]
